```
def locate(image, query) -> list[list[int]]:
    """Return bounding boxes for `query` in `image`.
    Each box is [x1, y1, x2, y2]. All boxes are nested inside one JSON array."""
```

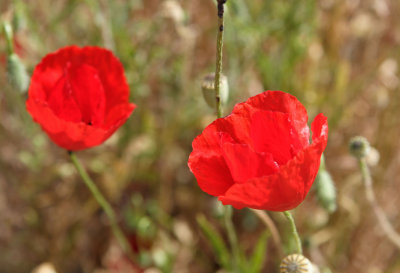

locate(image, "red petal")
[[219, 114, 328, 211], [67, 64, 106, 126], [312, 113, 328, 143], [232, 91, 310, 147], [29, 46, 130, 111], [188, 153, 234, 196], [47, 74, 82, 123], [220, 133, 279, 183], [250, 110, 304, 165], [26, 99, 135, 151], [79, 47, 130, 111], [189, 128, 235, 196], [26, 46, 135, 150]]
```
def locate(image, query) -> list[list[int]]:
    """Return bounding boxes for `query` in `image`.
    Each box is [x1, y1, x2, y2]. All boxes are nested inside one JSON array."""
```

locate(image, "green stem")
[[69, 152, 135, 259], [214, 0, 227, 118], [283, 211, 303, 254], [223, 205, 240, 272]]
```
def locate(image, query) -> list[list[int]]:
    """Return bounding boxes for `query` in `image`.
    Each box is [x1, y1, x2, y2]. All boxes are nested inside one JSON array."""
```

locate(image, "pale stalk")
[[251, 209, 283, 257], [358, 158, 400, 249]]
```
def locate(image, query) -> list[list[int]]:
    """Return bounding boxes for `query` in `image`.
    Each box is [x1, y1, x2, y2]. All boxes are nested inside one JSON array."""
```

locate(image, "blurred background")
[[1, 0, 400, 272]]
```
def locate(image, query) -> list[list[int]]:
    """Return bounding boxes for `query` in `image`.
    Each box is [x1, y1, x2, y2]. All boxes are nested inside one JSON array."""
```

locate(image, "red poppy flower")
[[26, 46, 136, 151], [188, 91, 328, 211]]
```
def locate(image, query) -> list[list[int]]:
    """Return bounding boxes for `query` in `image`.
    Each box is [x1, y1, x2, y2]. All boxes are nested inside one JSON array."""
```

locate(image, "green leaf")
[[247, 231, 270, 273], [196, 214, 231, 270]]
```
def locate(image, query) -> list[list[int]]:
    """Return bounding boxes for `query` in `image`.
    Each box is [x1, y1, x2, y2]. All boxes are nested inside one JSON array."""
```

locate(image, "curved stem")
[[250, 209, 283, 257], [69, 152, 135, 260], [283, 211, 303, 254], [358, 158, 400, 249]]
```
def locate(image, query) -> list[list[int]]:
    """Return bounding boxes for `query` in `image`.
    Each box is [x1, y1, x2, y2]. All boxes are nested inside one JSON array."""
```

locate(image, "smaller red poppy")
[[188, 91, 328, 211], [26, 46, 136, 151]]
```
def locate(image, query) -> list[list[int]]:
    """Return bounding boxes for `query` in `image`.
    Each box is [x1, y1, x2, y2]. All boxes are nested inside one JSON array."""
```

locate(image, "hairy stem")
[[69, 152, 135, 259], [283, 211, 303, 254]]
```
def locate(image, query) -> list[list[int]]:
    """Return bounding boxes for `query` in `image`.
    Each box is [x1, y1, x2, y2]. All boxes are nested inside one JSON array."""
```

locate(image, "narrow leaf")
[[197, 214, 231, 270]]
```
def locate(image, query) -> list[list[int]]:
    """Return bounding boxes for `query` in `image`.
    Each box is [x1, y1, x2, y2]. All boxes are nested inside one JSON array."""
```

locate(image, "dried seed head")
[[201, 73, 229, 109], [280, 254, 313, 273], [349, 136, 370, 159]]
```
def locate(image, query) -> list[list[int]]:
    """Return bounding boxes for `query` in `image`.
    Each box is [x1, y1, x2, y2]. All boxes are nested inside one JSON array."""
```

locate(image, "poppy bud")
[[201, 73, 229, 108], [349, 136, 370, 159], [7, 53, 29, 93], [315, 169, 336, 213]]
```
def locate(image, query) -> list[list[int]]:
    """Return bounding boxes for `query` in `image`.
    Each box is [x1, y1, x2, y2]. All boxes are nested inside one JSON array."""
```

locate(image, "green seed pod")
[[280, 254, 313, 273], [315, 169, 337, 213], [201, 73, 229, 109], [349, 136, 370, 159], [7, 53, 30, 93]]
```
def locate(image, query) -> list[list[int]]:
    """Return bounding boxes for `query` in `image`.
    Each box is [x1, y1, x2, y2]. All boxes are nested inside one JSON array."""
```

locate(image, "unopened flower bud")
[[201, 73, 229, 109], [280, 254, 314, 273], [315, 169, 337, 213], [7, 53, 30, 93], [349, 136, 370, 159]]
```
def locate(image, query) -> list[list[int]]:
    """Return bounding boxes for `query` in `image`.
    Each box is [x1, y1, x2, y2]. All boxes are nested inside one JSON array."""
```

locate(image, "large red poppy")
[[26, 46, 136, 151], [188, 91, 328, 211]]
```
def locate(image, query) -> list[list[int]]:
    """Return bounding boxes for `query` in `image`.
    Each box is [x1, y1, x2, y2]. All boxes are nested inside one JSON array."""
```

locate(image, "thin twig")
[[250, 209, 283, 257]]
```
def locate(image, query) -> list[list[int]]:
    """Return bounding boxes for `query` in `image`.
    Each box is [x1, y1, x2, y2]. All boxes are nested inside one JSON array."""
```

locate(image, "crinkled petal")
[[232, 91, 310, 147], [26, 46, 135, 151], [250, 110, 304, 165], [79, 47, 130, 111], [26, 99, 135, 151], [219, 114, 328, 211], [188, 153, 234, 196], [220, 132, 279, 183], [189, 128, 235, 196], [29, 46, 130, 112]]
